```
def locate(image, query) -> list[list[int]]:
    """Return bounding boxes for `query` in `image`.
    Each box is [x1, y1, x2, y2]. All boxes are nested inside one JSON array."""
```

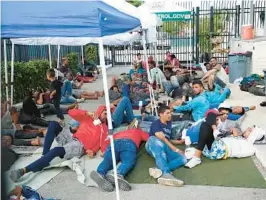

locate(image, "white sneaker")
[[157, 174, 184, 187], [77, 98, 85, 103], [149, 168, 163, 179], [185, 156, 201, 169]]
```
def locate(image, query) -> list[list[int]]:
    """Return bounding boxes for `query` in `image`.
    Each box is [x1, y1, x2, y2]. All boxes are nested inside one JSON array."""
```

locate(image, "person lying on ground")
[[47, 69, 65, 125], [10, 106, 110, 182], [209, 103, 256, 120], [2, 133, 41, 148], [90, 127, 149, 192], [145, 105, 187, 187], [185, 112, 265, 169], [170, 80, 210, 122]]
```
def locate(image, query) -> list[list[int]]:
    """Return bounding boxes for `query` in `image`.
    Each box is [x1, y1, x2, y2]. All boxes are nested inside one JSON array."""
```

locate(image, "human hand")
[[88, 112, 98, 120], [8, 186, 22, 200], [212, 125, 217, 131], [110, 103, 116, 109], [86, 149, 95, 158]]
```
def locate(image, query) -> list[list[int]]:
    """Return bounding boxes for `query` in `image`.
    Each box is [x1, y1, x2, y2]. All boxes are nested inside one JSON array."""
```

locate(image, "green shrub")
[[1, 60, 50, 103], [66, 52, 79, 75], [85, 45, 97, 62]]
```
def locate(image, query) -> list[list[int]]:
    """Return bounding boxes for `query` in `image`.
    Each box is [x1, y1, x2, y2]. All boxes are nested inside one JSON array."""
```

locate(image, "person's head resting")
[[137, 53, 141, 60], [218, 103, 232, 122], [110, 85, 119, 93], [192, 80, 204, 95], [46, 69, 56, 81], [232, 106, 245, 115], [96, 106, 108, 123], [1, 134, 13, 148], [66, 72, 73, 81], [158, 104, 172, 123], [62, 57, 69, 66], [166, 51, 171, 57], [210, 57, 218, 67]]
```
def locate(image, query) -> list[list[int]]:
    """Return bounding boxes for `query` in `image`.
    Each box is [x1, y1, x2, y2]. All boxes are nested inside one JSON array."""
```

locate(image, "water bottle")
[[185, 136, 191, 149]]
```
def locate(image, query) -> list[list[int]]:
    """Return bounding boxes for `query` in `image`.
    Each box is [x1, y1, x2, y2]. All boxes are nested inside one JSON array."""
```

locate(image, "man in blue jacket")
[[172, 80, 209, 122], [204, 84, 231, 106]]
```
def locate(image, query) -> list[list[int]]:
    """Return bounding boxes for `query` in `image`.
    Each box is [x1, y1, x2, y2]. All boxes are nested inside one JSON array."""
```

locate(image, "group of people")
[[2, 52, 265, 199]]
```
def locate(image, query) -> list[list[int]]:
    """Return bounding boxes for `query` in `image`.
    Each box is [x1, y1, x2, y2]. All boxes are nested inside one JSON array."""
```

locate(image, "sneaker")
[[149, 168, 163, 179], [185, 156, 201, 169], [10, 169, 24, 182], [90, 171, 114, 192], [77, 98, 85, 103], [157, 174, 184, 187], [106, 173, 131, 191], [127, 118, 139, 130]]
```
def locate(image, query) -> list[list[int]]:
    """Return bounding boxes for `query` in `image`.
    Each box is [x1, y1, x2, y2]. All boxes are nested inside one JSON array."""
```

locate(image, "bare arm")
[[36, 93, 44, 105], [171, 139, 185, 145], [50, 90, 56, 98], [155, 132, 181, 152]]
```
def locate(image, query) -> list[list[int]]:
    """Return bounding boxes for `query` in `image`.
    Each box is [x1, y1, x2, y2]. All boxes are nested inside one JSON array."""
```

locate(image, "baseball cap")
[[218, 103, 232, 113]]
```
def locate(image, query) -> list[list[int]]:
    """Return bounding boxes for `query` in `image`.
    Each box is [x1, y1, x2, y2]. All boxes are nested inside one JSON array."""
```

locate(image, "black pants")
[[15, 130, 43, 140], [13, 139, 32, 146], [53, 99, 64, 120], [197, 122, 215, 151], [19, 111, 50, 127], [40, 103, 69, 116]]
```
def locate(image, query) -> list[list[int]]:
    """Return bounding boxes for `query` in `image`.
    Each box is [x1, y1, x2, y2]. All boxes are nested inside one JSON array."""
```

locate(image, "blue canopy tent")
[[2, 1, 141, 199]]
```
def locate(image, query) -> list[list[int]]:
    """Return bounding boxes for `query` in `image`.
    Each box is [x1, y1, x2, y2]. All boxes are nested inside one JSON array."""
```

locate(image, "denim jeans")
[[61, 80, 73, 97], [145, 136, 187, 174], [97, 139, 137, 176], [112, 97, 134, 128], [60, 96, 77, 104]]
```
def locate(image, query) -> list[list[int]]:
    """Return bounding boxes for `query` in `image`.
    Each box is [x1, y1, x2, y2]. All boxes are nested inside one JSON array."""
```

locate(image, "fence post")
[[111, 46, 115, 67], [210, 6, 214, 56], [195, 7, 200, 64], [250, 1, 254, 26], [235, 5, 241, 37], [240, 0, 245, 34]]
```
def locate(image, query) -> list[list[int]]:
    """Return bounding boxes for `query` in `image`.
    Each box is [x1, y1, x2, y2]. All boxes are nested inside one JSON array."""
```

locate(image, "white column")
[[11, 42, 15, 106], [48, 44, 52, 68], [4, 39, 9, 102], [98, 38, 120, 200], [57, 45, 61, 77]]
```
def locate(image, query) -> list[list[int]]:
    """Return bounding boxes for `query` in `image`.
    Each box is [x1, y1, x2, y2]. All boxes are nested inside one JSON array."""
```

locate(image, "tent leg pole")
[[57, 45, 60, 78], [142, 30, 157, 116], [4, 39, 9, 103], [11, 42, 15, 106], [81, 45, 84, 69], [98, 38, 120, 200], [48, 44, 52, 68]]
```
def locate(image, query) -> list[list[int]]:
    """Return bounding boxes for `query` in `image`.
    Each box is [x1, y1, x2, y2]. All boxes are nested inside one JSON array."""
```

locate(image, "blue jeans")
[[60, 96, 77, 104], [112, 97, 134, 128], [61, 80, 73, 97], [145, 136, 187, 174], [97, 139, 137, 176]]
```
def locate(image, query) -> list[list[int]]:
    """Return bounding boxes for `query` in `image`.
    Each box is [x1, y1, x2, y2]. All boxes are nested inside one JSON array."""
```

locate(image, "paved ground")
[[38, 66, 266, 200]]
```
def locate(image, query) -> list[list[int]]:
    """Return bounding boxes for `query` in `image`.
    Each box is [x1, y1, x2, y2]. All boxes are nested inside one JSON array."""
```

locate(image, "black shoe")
[[90, 171, 114, 192]]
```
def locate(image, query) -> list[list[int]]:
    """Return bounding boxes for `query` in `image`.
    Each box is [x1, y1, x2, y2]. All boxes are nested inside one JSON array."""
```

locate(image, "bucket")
[[241, 24, 254, 40]]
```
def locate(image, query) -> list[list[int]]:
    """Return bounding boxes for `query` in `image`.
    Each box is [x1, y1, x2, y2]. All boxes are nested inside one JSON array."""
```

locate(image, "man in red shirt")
[[90, 128, 149, 192]]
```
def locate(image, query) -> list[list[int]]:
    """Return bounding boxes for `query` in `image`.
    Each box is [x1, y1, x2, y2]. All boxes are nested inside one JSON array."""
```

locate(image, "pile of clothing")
[[240, 74, 265, 96]]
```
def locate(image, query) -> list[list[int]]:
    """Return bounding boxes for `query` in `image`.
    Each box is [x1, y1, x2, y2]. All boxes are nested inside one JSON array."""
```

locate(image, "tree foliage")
[[127, 0, 143, 7]]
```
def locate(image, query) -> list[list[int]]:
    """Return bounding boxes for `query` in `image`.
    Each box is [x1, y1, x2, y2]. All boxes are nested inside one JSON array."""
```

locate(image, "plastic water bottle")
[[185, 136, 191, 149]]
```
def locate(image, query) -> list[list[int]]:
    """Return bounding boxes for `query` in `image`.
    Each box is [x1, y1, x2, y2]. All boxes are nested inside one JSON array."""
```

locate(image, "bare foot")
[[41, 129, 47, 136], [250, 106, 256, 110], [74, 103, 79, 109], [96, 91, 104, 97], [31, 137, 41, 146]]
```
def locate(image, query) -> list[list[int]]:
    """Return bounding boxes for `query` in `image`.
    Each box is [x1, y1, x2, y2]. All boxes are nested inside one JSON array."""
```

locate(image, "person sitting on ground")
[[201, 57, 228, 90], [60, 73, 86, 104], [129, 61, 146, 82], [65, 73, 103, 100], [90, 128, 149, 192], [171, 80, 210, 122], [204, 84, 231, 106], [34, 88, 78, 116], [133, 53, 144, 68], [10, 106, 110, 182], [59, 57, 71, 77], [145, 105, 187, 187]]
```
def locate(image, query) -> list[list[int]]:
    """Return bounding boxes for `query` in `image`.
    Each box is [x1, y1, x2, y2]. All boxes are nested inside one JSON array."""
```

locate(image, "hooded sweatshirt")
[[68, 106, 108, 154], [101, 129, 149, 153]]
